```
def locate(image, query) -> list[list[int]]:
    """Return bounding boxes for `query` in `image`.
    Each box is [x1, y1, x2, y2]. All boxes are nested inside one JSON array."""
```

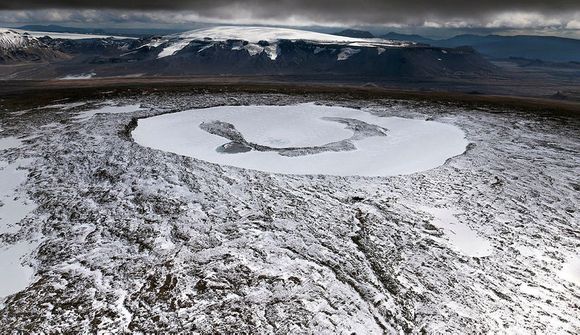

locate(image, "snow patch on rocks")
[[0, 136, 23, 151], [73, 103, 143, 122], [0, 159, 36, 234], [0, 239, 40, 300], [417, 204, 493, 257], [0, 138, 38, 301], [559, 256, 580, 286]]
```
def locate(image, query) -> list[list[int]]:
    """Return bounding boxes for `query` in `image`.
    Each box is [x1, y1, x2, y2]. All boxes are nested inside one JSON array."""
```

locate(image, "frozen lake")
[[133, 104, 468, 176]]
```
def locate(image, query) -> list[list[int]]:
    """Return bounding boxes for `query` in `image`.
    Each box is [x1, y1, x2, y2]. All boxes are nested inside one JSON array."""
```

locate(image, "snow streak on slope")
[[133, 104, 468, 176], [337, 48, 361, 61], [60, 73, 96, 80], [157, 39, 194, 58]]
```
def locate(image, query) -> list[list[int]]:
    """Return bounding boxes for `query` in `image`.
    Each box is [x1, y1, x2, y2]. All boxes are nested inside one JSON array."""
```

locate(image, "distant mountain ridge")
[[378, 32, 580, 62], [436, 34, 580, 62], [334, 29, 375, 39], [380, 32, 434, 45], [18, 24, 186, 38], [16, 24, 580, 62]]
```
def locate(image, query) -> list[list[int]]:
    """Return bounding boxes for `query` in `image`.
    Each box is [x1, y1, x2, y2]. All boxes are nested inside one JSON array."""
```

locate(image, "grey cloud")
[[0, 1, 578, 25]]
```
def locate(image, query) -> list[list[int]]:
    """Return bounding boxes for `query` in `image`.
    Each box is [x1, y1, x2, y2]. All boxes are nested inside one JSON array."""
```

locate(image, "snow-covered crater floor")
[[132, 104, 468, 176], [0, 94, 578, 334]]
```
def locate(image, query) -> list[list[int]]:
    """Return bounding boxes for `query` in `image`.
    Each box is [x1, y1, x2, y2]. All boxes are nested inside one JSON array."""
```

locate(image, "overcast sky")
[[0, 0, 579, 38]]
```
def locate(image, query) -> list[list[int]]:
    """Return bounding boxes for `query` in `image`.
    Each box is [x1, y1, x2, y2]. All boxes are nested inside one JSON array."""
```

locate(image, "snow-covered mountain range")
[[153, 26, 411, 59], [0, 29, 40, 50], [0, 26, 496, 79]]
